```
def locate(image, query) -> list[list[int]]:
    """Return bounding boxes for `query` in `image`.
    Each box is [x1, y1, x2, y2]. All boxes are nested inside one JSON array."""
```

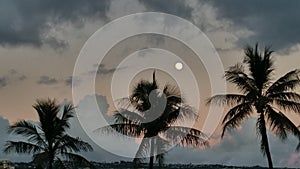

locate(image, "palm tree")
[[208, 44, 300, 168], [101, 71, 208, 169], [3, 99, 94, 169]]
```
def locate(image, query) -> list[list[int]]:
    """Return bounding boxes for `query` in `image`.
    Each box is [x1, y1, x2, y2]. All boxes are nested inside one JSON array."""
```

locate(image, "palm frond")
[[52, 104, 76, 141], [54, 157, 68, 169], [96, 123, 144, 137], [243, 44, 274, 90], [55, 135, 93, 153], [8, 120, 47, 147], [33, 98, 60, 125], [179, 133, 209, 148], [266, 105, 300, 142], [59, 103, 75, 130], [222, 102, 253, 125], [267, 69, 300, 94], [225, 64, 256, 94], [113, 109, 144, 124], [161, 104, 197, 126], [207, 94, 246, 106], [32, 152, 49, 167], [60, 152, 95, 169], [33, 99, 60, 143], [268, 92, 300, 102], [162, 126, 208, 148], [163, 84, 182, 101], [130, 80, 157, 112], [114, 97, 132, 110], [273, 99, 300, 113], [3, 141, 44, 154], [177, 104, 198, 120], [221, 106, 253, 138]]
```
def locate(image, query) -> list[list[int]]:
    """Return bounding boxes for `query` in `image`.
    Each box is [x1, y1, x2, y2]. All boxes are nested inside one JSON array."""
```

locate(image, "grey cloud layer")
[[0, 0, 110, 48], [138, 0, 300, 50], [139, 0, 193, 19], [210, 0, 300, 50], [1, 0, 299, 51], [0, 0, 192, 48]]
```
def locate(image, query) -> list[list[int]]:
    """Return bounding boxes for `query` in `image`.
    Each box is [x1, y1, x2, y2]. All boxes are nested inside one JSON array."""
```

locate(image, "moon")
[[175, 62, 183, 70]]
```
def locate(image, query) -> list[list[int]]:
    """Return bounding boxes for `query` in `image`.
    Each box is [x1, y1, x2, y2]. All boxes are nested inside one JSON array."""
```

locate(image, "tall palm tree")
[[101, 71, 208, 169], [208, 44, 300, 168], [3, 99, 94, 169]]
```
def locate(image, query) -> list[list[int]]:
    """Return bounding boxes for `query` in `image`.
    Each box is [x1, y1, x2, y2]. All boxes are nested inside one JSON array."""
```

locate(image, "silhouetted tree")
[[4, 99, 94, 169], [101, 71, 208, 169], [208, 44, 300, 168]]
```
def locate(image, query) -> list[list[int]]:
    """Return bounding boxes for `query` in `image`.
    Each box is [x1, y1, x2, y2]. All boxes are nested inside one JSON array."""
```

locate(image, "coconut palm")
[[3, 99, 94, 169], [101, 71, 208, 169], [208, 44, 300, 168]]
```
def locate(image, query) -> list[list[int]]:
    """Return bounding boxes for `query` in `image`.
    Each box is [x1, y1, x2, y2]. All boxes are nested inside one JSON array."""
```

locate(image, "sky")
[[1, 0, 300, 167]]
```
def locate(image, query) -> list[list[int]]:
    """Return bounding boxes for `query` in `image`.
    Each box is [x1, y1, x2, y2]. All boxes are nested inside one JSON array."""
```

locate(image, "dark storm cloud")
[[139, 0, 193, 19], [210, 0, 300, 50], [0, 0, 110, 48], [37, 76, 59, 85]]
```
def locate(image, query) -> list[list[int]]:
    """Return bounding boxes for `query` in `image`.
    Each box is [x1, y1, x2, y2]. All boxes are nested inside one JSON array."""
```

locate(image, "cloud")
[[0, 77, 8, 88], [0, 116, 31, 162], [74, 94, 113, 126], [37, 75, 82, 87], [37, 76, 59, 85], [139, 0, 193, 19], [165, 118, 300, 168], [64, 76, 81, 87], [88, 64, 126, 75], [209, 0, 300, 50], [96, 64, 118, 75], [67, 94, 128, 162], [0, 69, 27, 89], [0, 0, 110, 48]]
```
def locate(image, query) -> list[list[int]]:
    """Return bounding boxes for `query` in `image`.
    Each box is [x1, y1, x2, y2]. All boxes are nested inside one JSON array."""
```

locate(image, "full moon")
[[175, 62, 183, 70]]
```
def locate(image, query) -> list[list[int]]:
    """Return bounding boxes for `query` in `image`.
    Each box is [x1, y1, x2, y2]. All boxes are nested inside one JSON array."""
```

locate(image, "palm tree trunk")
[[48, 150, 54, 169], [149, 138, 155, 169], [48, 158, 53, 169], [260, 112, 273, 169]]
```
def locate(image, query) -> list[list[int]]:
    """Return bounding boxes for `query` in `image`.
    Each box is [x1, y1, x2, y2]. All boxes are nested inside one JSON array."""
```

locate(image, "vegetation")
[[3, 99, 94, 169], [100, 71, 208, 169], [208, 44, 300, 168]]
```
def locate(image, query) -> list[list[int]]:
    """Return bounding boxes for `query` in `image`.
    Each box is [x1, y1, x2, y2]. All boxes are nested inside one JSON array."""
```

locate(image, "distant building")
[[0, 159, 15, 169]]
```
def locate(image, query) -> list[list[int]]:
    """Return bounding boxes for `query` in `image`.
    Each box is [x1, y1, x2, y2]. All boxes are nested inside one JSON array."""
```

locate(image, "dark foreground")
[[13, 161, 298, 169]]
